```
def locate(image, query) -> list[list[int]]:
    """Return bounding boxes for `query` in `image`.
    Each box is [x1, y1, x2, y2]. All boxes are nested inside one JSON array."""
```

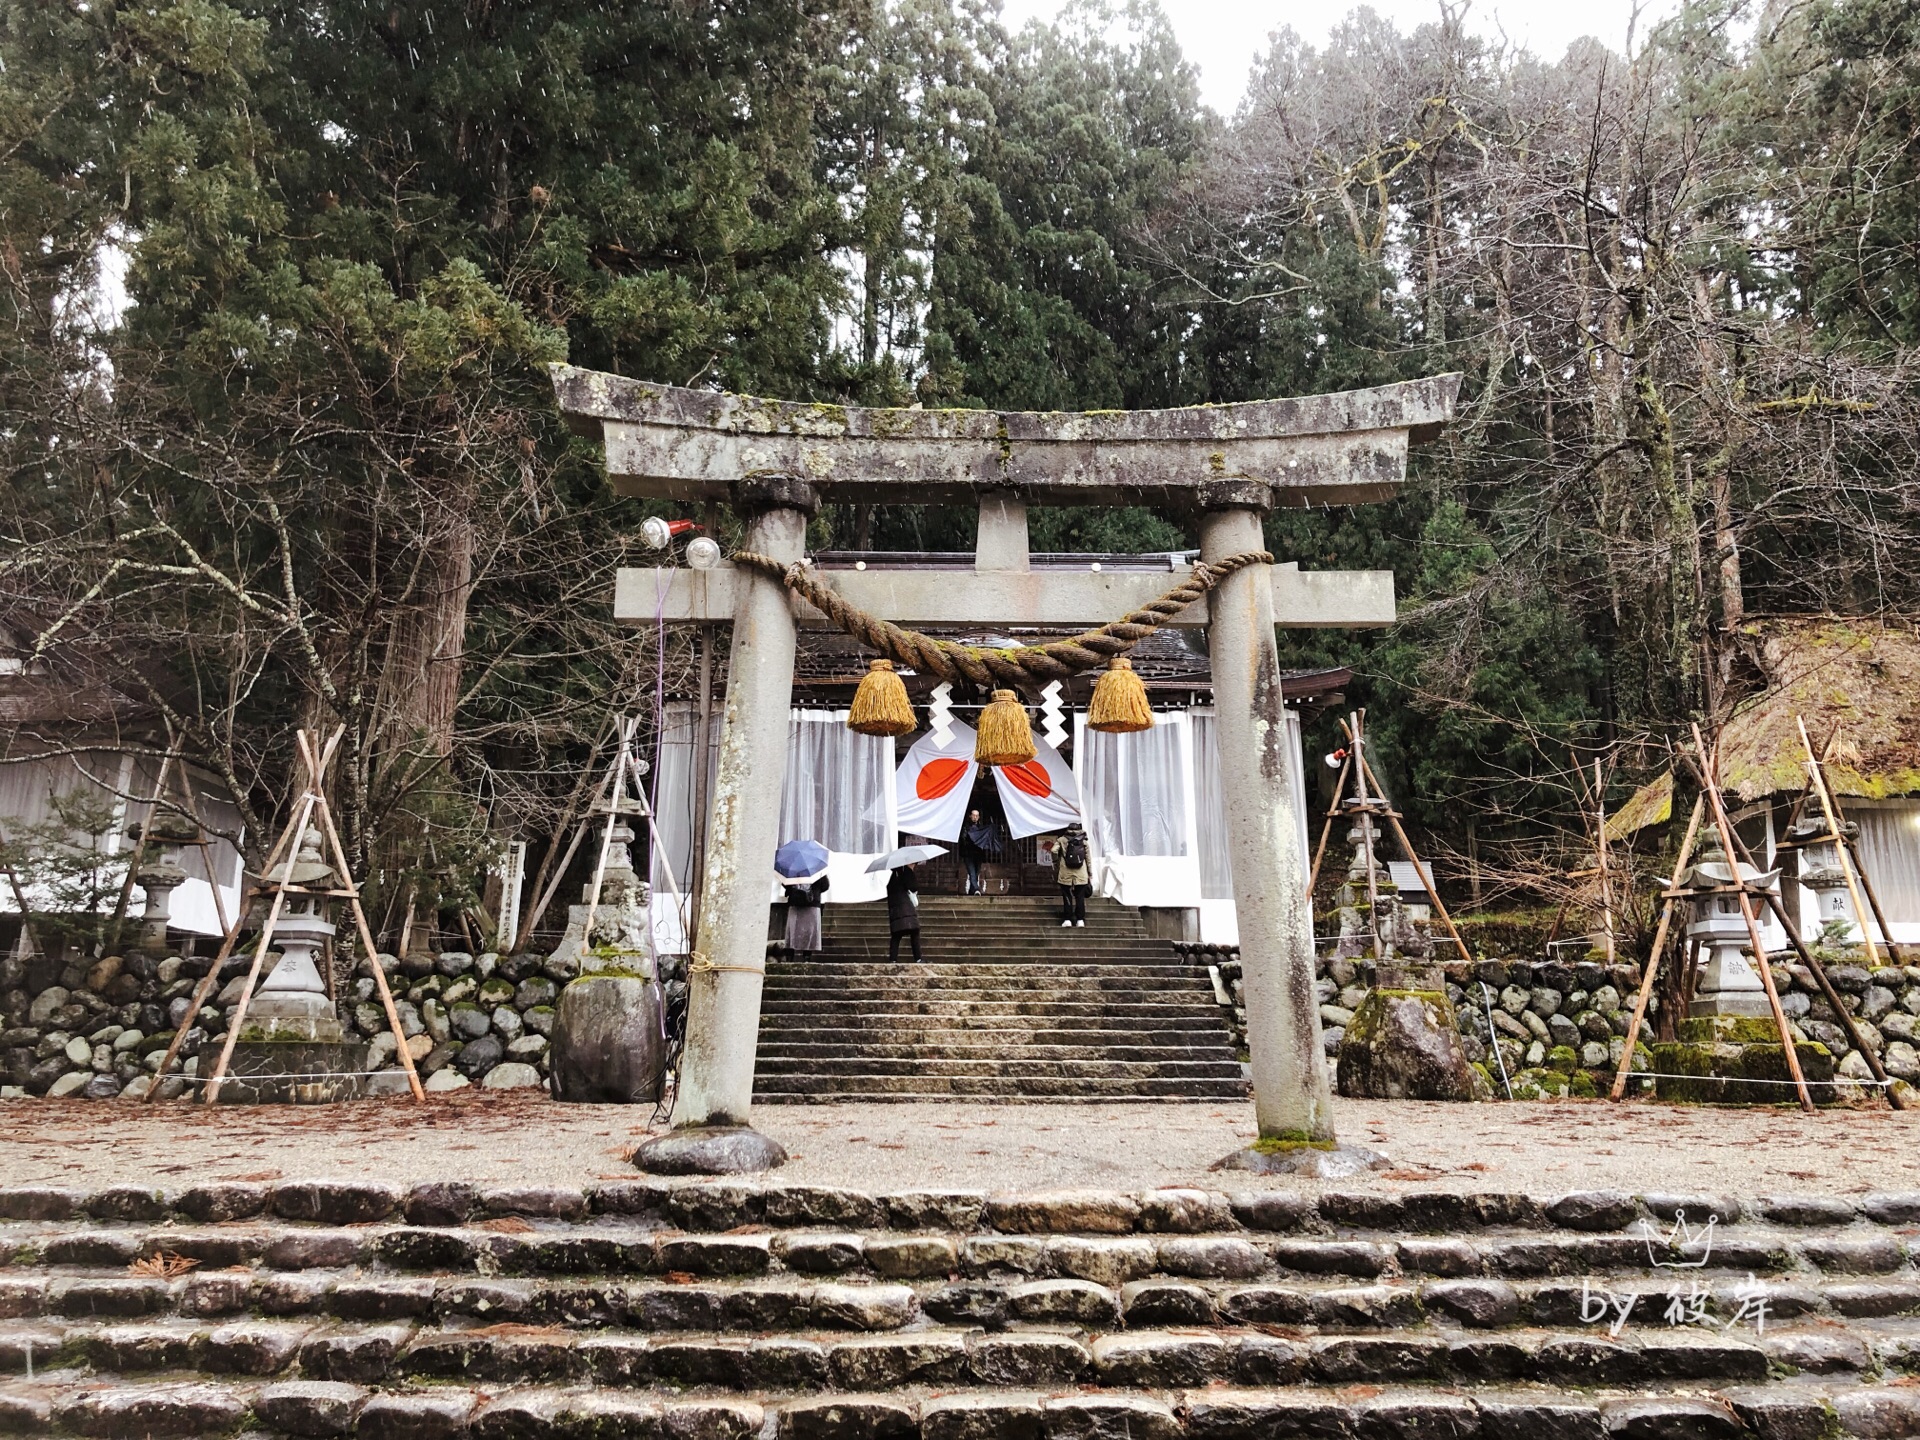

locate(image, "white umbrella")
[[866, 844, 947, 872]]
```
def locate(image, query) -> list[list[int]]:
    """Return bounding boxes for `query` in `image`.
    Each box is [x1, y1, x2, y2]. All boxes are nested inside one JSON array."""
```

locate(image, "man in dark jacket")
[[958, 809, 1001, 895], [886, 863, 922, 963]]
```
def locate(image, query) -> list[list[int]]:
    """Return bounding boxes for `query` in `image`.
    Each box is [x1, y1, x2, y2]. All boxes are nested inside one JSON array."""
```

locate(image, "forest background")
[[3, 0, 1918, 948]]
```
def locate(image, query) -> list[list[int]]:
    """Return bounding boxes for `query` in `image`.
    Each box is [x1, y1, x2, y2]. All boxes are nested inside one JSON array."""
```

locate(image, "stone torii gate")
[[551, 365, 1459, 1173]]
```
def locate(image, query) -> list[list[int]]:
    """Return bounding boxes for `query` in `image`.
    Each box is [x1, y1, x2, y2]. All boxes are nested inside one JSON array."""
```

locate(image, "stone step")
[[754, 1077, 1240, 1097], [755, 1043, 1238, 1062], [767, 962, 1200, 976], [752, 1058, 1243, 1079], [757, 989, 1219, 1007], [756, 1000, 1218, 1019], [755, 1026, 1233, 1047], [6, 1374, 1916, 1440], [12, 1314, 1920, 1390]]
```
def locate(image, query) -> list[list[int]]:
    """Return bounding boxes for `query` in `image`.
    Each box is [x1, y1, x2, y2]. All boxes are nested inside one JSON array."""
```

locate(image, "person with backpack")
[[1051, 822, 1091, 927]]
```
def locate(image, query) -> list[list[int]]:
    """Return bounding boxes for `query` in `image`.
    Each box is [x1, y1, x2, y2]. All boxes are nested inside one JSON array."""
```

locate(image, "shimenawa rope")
[[728, 549, 1274, 691]]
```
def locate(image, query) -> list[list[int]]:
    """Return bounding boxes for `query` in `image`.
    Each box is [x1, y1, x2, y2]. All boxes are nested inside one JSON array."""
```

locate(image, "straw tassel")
[[848, 658, 916, 737], [975, 689, 1036, 766], [1087, 655, 1152, 733]]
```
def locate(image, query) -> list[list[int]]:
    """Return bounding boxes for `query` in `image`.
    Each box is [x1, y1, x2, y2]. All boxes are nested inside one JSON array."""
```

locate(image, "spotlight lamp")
[[685, 535, 724, 570]]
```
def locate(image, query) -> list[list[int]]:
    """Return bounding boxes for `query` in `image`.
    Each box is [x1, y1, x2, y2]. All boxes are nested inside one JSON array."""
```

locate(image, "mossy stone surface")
[[1335, 989, 1476, 1101], [1676, 1016, 1782, 1045], [1650, 1039, 1839, 1105]]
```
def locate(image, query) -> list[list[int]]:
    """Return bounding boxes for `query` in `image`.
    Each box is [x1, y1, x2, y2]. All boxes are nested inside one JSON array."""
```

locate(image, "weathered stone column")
[[1200, 490, 1356, 1169], [638, 476, 813, 1174]]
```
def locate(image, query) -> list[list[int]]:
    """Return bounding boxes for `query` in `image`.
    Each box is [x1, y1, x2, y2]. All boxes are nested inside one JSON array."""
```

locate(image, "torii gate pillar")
[[1200, 488, 1336, 1149]]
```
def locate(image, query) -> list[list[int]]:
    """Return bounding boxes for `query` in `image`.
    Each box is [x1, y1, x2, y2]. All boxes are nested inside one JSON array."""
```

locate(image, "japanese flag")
[[895, 721, 978, 842], [993, 737, 1081, 839]]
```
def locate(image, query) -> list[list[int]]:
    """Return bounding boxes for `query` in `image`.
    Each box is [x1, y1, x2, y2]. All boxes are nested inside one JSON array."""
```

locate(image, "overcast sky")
[[999, 0, 1686, 112]]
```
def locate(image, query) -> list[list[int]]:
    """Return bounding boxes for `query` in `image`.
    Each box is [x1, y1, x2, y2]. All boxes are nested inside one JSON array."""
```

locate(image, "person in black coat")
[[886, 863, 922, 963], [782, 875, 828, 958], [958, 809, 1001, 895]]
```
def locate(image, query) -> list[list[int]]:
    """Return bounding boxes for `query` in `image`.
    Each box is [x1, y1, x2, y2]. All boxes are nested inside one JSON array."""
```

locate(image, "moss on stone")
[[1650, 1038, 1838, 1105], [1568, 1070, 1599, 1098], [1546, 1044, 1580, 1074], [1252, 1133, 1335, 1154]]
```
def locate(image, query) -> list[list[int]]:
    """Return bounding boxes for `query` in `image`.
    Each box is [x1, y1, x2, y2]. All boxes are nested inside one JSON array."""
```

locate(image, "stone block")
[[85, 1185, 170, 1222], [763, 1187, 887, 1229], [1758, 1194, 1855, 1226], [297, 1327, 412, 1384], [1136, 1188, 1233, 1233], [1720, 1389, 1839, 1440], [922, 1394, 1044, 1440], [830, 1333, 969, 1388], [968, 1332, 1089, 1386], [326, 1278, 436, 1321], [1217, 1284, 1312, 1325], [51, 1278, 168, 1318], [778, 1397, 917, 1440], [1398, 1239, 1482, 1276], [1227, 1333, 1306, 1384], [1825, 1281, 1920, 1317], [777, 1232, 865, 1274], [174, 1183, 269, 1223], [1307, 1284, 1422, 1328], [922, 1282, 1009, 1329], [664, 1185, 763, 1231], [480, 1185, 588, 1221], [1477, 1397, 1604, 1440], [1354, 1393, 1479, 1439], [1763, 1331, 1872, 1373], [984, 1190, 1140, 1234], [1632, 1331, 1767, 1380], [749, 1337, 832, 1390], [1181, 1391, 1348, 1440], [1119, 1279, 1214, 1326], [1006, 1278, 1121, 1327], [1268, 1239, 1388, 1276], [1309, 1335, 1442, 1382], [0, 1188, 83, 1221], [201, 1320, 309, 1375], [656, 1233, 770, 1276], [1798, 1234, 1903, 1272], [269, 1180, 401, 1225], [356, 1390, 480, 1440], [1424, 1278, 1519, 1327], [1155, 1236, 1265, 1279], [650, 1338, 753, 1387], [1226, 1191, 1311, 1232], [808, 1283, 917, 1331], [1597, 1396, 1743, 1440], [1089, 1331, 1224, 1387], [662, 1400, 763, 1440], [866, 1236, 957, 1279], [1448, 1336, 1529, 1381], [53, 1382, 247, 1437], [403, 1181, 479, 1227], [1545, 1191, 1639, 1231], [256, 1381, 368, 1437], [884, 1191, 986, 1230], [1041, 1395, 1178, 1440], [548, 974, 664, 1104], [961, 1236, 1051, 1276], [1046, 1237, 1156, 1286]]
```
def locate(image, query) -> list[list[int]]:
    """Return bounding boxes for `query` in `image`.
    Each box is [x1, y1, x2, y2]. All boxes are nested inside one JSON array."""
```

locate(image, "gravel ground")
[[1, 1093, 1916, 1196]]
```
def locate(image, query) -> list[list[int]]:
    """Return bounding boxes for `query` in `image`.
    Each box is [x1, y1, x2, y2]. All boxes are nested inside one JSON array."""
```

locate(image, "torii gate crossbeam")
[[551, 364, 1460, 1173]]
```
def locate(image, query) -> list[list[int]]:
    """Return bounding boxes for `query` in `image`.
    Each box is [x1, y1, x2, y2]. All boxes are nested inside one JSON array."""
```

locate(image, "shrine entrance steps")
[[756, 896, 1246, 1103], [2, 1178, 1918, 1437]]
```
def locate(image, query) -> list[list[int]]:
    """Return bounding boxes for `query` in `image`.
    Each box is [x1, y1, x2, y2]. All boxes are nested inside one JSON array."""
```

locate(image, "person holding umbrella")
[[867, 843, 945, 964], [959, 808, 1003, 896], [774, 840, 831, 960]]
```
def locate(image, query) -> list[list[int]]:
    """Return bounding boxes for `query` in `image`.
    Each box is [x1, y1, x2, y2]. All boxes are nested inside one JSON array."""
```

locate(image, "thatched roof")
[[1609, 619, 1920, 836], [1719, 619, 1920, 802]]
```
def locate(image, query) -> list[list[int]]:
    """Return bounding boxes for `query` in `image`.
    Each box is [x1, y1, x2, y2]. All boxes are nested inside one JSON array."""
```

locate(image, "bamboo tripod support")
[[1608, 795, 1705, 1101], [105, 739, 234, 950], [1794, 717, 1904, 964], [1304, 710, 1473, 965], [1691, 726, 1815, 1110], [145, 727, 425, 1104]]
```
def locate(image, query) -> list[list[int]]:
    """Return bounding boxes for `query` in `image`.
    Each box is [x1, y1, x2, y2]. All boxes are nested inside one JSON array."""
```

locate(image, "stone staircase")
[[755, 897, 1246, 1103], [4, 1178, 1920, 1437]]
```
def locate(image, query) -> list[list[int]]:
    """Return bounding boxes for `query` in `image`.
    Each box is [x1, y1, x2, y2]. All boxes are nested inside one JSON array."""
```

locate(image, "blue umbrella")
[[774, 839, 831, 885]]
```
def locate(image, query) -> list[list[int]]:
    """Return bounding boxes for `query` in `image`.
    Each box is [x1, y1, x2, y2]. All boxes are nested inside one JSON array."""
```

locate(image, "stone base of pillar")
[[1209, 1141, 1392, 1179], [633, 1125, 789, 1175], [197, 1039, 370, 1104]]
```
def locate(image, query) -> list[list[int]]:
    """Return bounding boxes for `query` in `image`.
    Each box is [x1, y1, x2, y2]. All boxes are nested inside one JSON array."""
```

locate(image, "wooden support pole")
[[1693, 724, 1814, 1113], [1593, 760, 1619, 972], [1609, 794, 1706, 1101], [579, 715, 637, 947], [1718, 822, 1907, 1110], [1798, 717, 1882, 967], [1305, 754, 1352, 898], [1350, 713, 1383, 958], [1341, 720, 1472, 965]]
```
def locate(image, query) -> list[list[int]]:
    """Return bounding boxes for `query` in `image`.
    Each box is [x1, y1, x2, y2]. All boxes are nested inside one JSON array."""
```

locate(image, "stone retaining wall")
[[1177, 945, 1920, 1101], [0, 948, 595, 1100]]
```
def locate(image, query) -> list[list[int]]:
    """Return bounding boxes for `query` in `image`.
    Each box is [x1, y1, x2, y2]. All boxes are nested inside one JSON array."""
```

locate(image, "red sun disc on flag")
[[1000, 759, 1053, 798], [916, 757, 970, 800]]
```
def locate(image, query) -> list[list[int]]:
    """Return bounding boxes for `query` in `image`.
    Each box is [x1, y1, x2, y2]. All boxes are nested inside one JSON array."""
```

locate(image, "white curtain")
[[1849, 800, 1920, 922], [649, 702, 720, 904], [1187, 708, 1308, 902], [778, 710, 893, 853], [1076, 715, 1191, 857]]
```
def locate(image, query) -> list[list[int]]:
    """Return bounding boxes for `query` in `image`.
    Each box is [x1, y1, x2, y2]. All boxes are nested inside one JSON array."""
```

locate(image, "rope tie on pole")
[[728, 549, 1274, 692]]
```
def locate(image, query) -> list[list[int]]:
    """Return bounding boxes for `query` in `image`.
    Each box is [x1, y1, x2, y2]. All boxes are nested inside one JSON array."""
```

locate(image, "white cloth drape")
[[649, 703, 720, 952], [1848, 800, 1920, 922], [1076, 715, 1191, 857], [1189, 712, 1233, 900], [778, 711, 893, 854]]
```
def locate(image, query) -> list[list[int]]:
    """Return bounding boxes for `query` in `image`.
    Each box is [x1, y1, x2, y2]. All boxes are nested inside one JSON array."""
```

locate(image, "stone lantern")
[[1785, 815, 1858, 941], [207, 825, 369, 1102], [132, 810, 201, 954], [1679, 832, 1776, 1019]]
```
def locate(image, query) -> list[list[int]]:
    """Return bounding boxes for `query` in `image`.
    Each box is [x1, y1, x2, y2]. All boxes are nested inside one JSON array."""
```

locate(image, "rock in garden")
[[549, 973, 664, 1104], [481, 1062, 542, 1089], [47, 1072, 91, 1098], [455, 1035, 504, 1075], [1336, 977, 1476, 1101], [424, 1069, 469, 1092], [449, 1003, 489, 1039]]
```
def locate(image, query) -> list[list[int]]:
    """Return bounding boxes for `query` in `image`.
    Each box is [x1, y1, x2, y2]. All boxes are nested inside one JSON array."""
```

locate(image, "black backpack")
[[1062, 833, 1087, 869]]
